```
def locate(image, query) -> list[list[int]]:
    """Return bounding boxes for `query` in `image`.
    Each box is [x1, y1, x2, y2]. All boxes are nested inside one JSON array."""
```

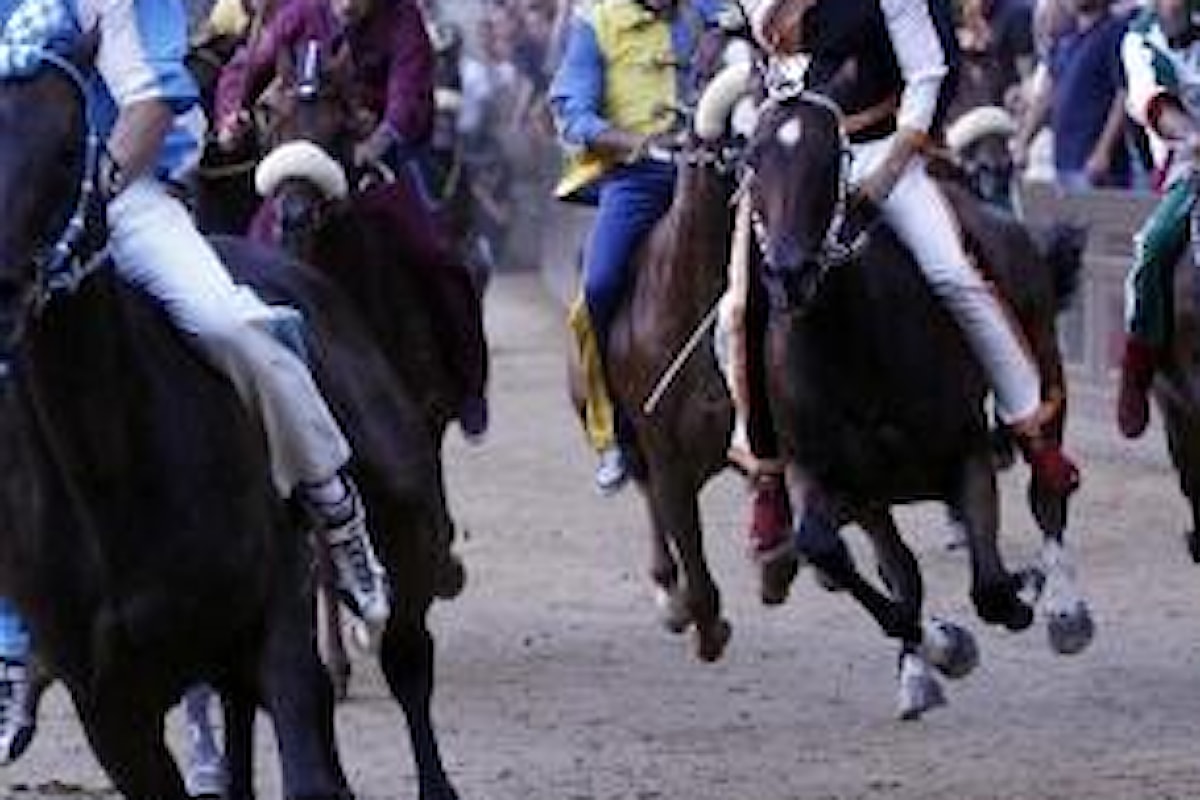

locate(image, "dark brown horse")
[[561, 66, 774, 663], [745, 90, 1092, 718]]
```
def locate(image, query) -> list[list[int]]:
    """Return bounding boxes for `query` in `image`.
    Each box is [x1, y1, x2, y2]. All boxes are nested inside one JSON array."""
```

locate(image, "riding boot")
[[746, 469, 792, 563], [300, 476, 391, 645], [1011, 417, 1080, 497], [1117, 336, 1159, 439]]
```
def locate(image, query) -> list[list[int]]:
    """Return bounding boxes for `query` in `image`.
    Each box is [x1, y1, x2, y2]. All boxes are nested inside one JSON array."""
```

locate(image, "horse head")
[[255, 38, 357, 259], [742, 89, 851, 311], [0, 45, 99, 371]]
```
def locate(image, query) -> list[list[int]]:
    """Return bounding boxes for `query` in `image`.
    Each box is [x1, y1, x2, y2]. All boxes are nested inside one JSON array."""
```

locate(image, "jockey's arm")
[[548, 11, 650, 163], [91, 0, 196, 194], [359, 1, 436, 165], [104, 100, 174, 196], [1121, 26, 1200, 152], [213, 3, 302, 135], [860, 0, 950, 203]]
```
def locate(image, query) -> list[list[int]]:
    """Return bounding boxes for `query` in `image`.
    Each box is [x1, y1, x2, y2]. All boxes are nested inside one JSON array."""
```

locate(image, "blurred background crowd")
[[183, 0, 1166, 271]]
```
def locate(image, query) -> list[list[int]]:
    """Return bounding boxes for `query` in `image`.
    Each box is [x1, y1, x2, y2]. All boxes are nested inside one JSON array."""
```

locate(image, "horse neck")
[[642, 162, 732, 318]]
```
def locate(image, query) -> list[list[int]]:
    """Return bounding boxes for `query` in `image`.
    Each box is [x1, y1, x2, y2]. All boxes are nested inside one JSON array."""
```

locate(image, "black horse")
[[0, 48, 461, 799], [744, 91, 1093, 718], [0, 49, 345, 798]]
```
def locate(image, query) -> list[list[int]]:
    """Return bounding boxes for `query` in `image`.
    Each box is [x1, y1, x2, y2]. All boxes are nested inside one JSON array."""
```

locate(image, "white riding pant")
[[848, 134, 1040, 423], [107, 178, 351, 495]]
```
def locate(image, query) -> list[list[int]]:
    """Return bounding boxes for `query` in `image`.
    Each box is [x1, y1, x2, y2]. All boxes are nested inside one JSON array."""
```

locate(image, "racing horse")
[[0, 45, 347, 798], [0, 46, 464, 800], [743, 87, 1093, 717]]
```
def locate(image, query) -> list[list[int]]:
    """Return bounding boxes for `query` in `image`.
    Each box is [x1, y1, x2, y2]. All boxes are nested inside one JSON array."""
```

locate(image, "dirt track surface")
[[6, 274, 1200, 800]]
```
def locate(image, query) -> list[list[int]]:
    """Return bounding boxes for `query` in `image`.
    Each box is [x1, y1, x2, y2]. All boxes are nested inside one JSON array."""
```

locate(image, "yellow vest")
[[555, 0, 680, 201]]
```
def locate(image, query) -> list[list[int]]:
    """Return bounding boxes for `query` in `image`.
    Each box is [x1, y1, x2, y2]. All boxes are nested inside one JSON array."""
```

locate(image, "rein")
[[745, 91, 867, 281], [0, 50, 110, 361]]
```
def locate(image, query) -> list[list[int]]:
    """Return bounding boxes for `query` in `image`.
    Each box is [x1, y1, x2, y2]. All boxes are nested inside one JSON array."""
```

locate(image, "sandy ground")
[[6, 274, 1200, 800]]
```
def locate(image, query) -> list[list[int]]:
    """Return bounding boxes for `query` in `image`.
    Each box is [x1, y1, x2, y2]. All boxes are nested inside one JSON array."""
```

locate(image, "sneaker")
[[307, 483, 390, 643], [0, 657, 35, 765], [184, 735, 227, 798], [594, 446, 629, 496], [459, 394, 489, 444]]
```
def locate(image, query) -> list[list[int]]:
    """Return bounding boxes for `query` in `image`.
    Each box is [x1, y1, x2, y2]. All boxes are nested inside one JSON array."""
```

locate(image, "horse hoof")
[[694, 618, 732, 663], [921, 618, 979, 680], [896, 652, 947, 721], [653, 586, 691, 635], [760, 552, 800, 606], [1046, 602, 1095, 656], [1186, 530, 1200, 564]]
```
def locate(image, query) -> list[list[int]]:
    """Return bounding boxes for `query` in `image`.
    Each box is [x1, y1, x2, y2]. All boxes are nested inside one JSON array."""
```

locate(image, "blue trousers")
[[0, 598, 29, 662], [583, 161, 677, 351]]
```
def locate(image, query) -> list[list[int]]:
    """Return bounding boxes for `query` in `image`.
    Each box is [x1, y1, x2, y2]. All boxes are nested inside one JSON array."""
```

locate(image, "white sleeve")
[[880, 0, 948, 134], [1122, 28, 1170, 131], [89, 0, 195, 110]]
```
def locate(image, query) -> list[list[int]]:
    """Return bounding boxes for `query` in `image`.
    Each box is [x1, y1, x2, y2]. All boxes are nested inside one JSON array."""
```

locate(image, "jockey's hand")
[[859, 128, 924, 204], [216, 110, 251, 152], [353, 124, 397, 169]]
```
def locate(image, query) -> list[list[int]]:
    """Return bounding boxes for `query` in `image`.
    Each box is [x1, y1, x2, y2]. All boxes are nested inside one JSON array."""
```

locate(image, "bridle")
[[0, 48, 109, 365], [741, 89, 866, 285]]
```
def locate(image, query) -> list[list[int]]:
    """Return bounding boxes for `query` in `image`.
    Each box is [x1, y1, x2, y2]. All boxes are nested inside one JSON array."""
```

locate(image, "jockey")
[[745, 0, 1081, 496], [549, 0, 728, 494], [1116, 0, 1200, 437], [0, 0, 391, 763], [214, 0, 490, 441]]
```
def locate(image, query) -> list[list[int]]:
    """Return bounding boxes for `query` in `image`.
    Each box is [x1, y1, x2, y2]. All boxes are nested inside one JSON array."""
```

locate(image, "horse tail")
[[1032, 221, 1087, 314]]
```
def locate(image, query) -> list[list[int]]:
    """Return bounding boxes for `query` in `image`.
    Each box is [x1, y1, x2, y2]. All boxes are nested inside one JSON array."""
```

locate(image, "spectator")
[[1011, 0, 1134, 189]]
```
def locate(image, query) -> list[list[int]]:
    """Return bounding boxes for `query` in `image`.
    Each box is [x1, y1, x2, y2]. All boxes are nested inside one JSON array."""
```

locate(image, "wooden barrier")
[[1020, 182, 1158, 390]]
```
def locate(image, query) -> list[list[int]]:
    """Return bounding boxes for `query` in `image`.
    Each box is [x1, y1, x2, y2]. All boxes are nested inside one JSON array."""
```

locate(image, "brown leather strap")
[[843, 94, 900, 137]]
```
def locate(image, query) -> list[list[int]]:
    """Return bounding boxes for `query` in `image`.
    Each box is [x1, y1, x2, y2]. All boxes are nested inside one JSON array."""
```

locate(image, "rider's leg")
[[0, 597, 34, 764], [1119, 179, 1195, 437], [107, 178, 389, 635], [869, 149, 1079, 495], [582, 161, 676, 493], [743, 249, 793, 561]]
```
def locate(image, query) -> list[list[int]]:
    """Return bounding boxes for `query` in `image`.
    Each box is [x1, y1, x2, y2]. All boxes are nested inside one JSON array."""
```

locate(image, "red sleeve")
[[382, 3, 435, 144], [214, 2, 306, 121]]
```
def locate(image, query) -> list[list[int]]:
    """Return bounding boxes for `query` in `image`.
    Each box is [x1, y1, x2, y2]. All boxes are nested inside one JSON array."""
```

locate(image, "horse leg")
[[221, 687, 258, 800], [791, 489, 912, 640], [858, 508, 949, 720], [955, 452, 1035, 630], [72, 690, 188, 800], [645, 470, 728, 662], [379, 615, 459, 800], [642, 484, 688, 634], [259, 573, 350, 800], [1027, 480, 1094, 655]]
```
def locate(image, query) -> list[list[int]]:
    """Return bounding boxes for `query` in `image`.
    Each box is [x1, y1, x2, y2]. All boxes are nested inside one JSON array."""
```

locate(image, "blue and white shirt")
[[0, 0, 206, 183]]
